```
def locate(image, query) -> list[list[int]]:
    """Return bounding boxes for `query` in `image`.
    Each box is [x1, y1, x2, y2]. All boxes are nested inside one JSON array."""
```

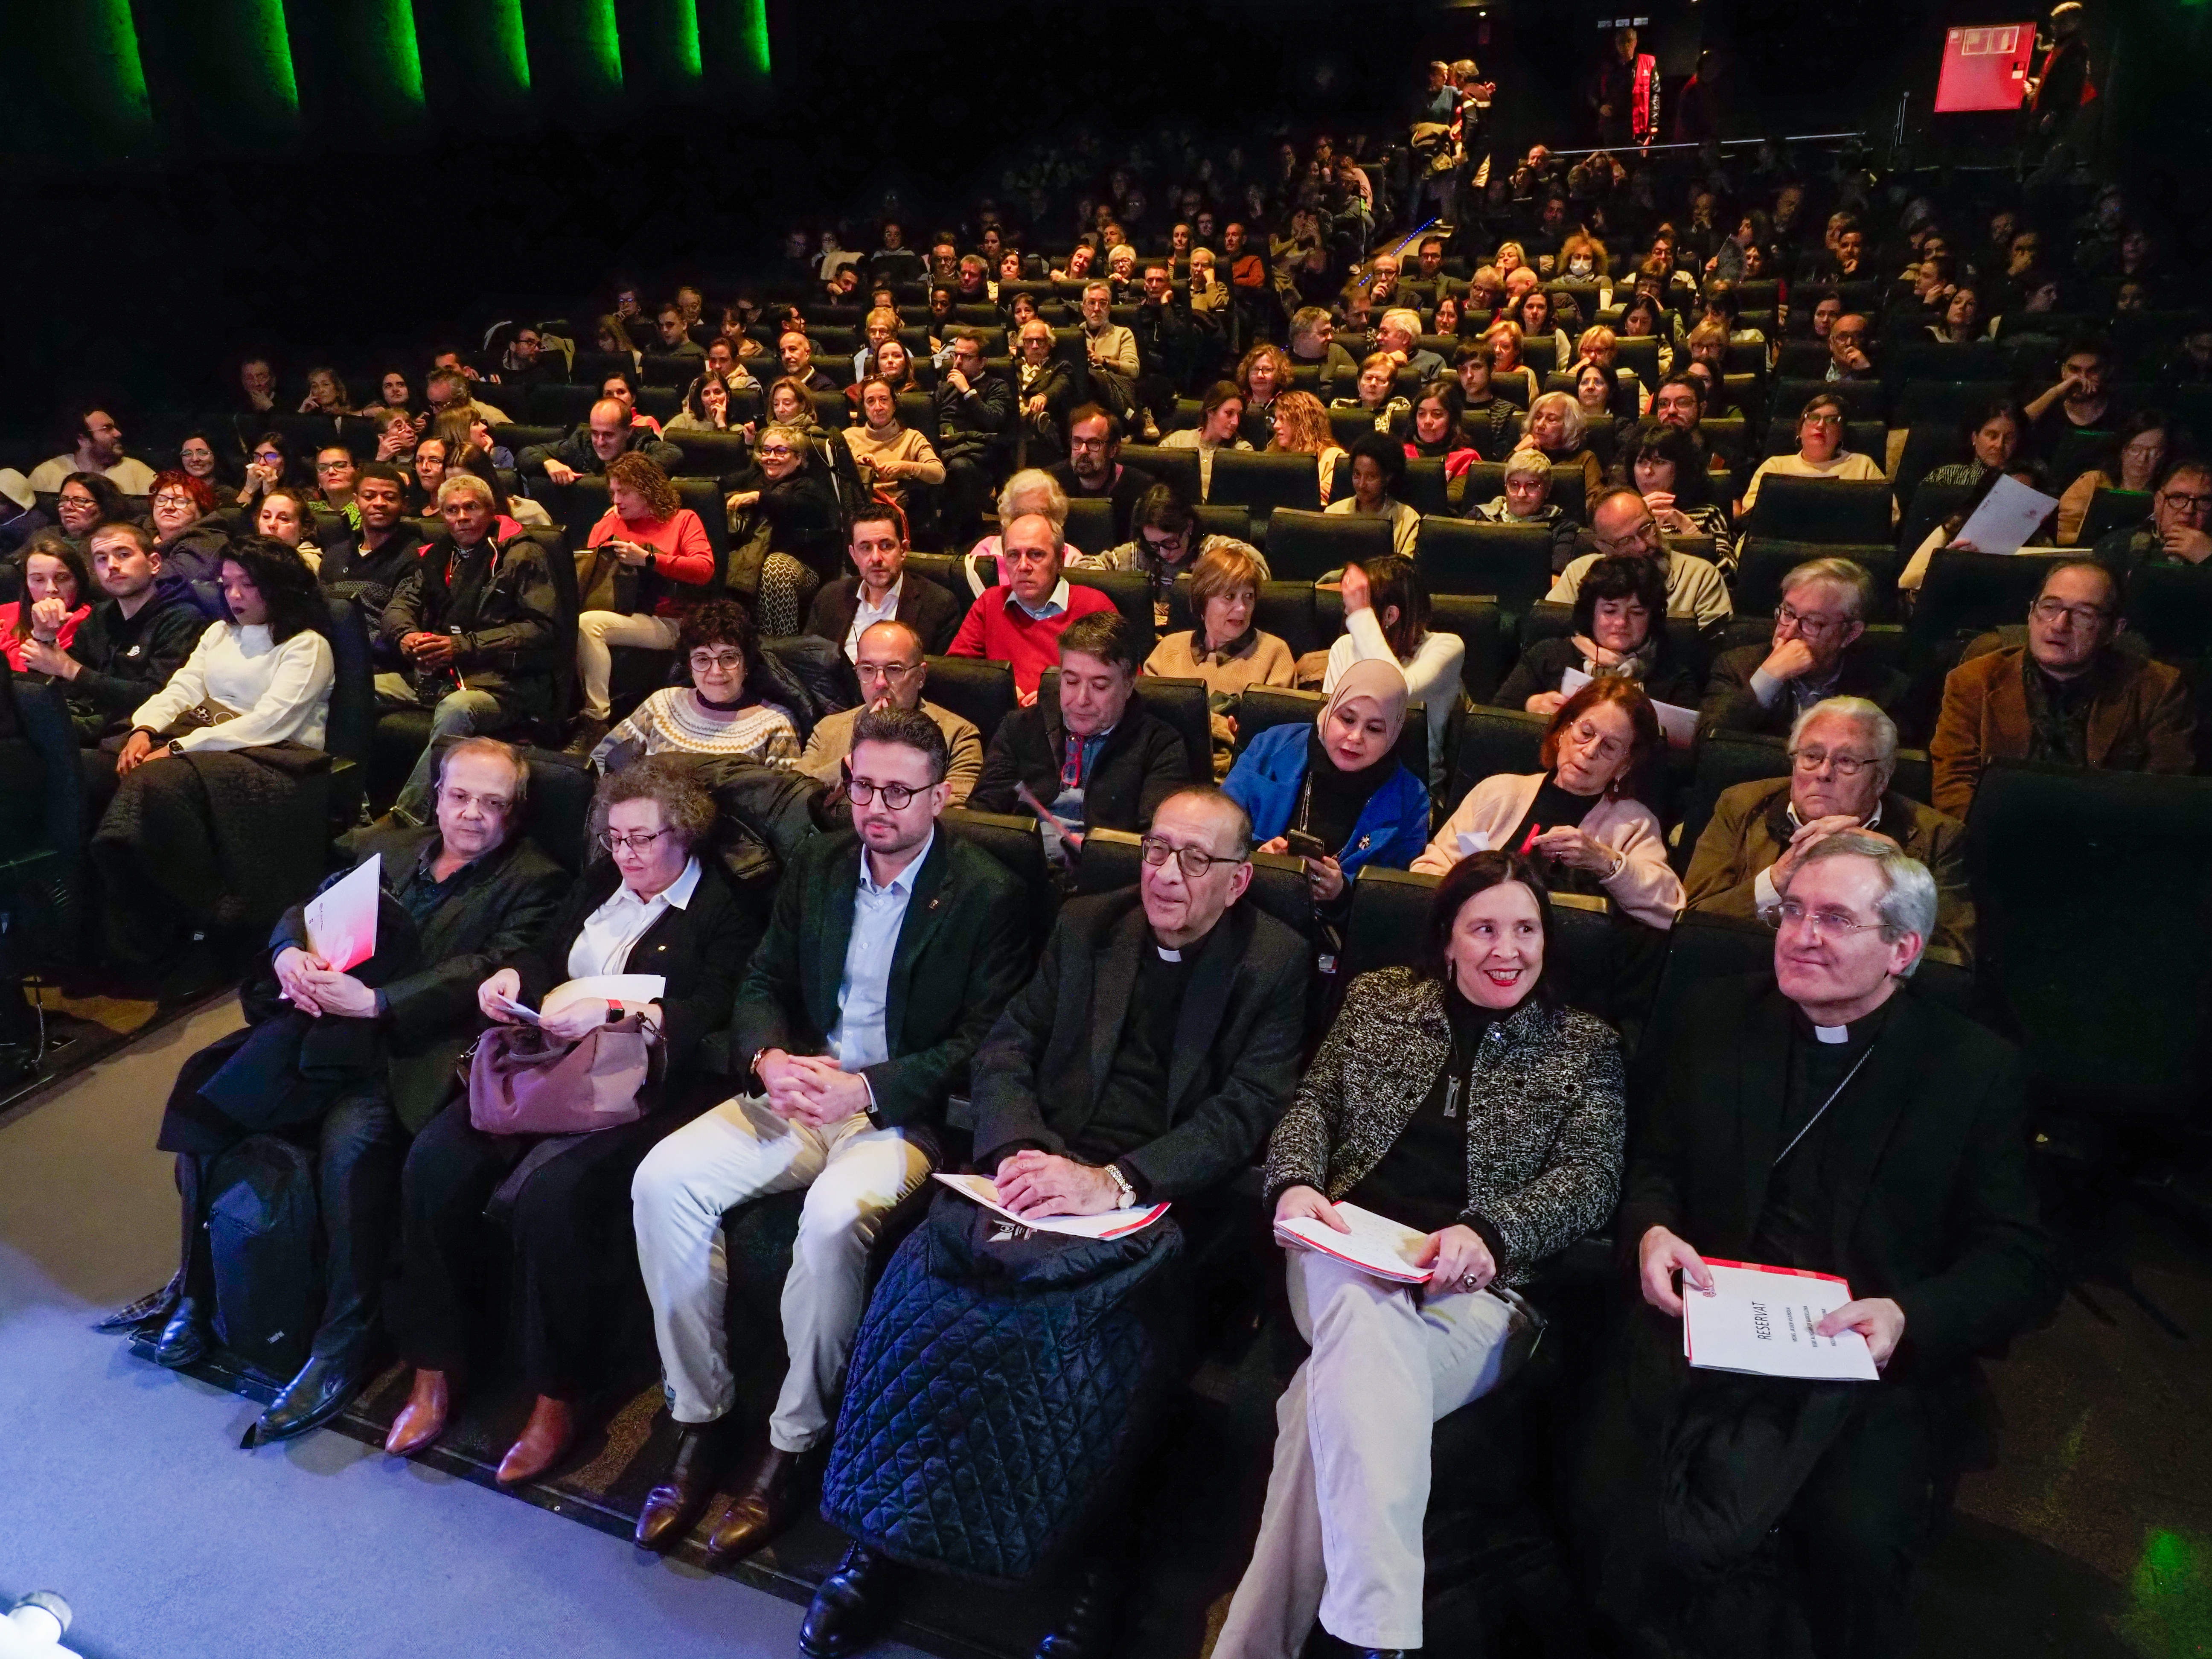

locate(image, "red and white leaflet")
[[303, 855, 381, 974], [933, 1172, 1169, 1240], [1683, 1258, 1879, 1381], [1276, 1201, 1433, 1284]]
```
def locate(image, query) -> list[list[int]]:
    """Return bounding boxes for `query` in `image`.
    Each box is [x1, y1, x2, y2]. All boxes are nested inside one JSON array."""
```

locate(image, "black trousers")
[[177, 1083, 403, 1364], [940, 454, 996, 544], [1574, 1302, 1938, 1659], [387, 1097, 679, 1400]]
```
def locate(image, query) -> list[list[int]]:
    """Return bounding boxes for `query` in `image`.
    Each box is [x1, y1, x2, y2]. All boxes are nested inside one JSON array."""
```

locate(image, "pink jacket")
[[1410, 771, 1683, 930]]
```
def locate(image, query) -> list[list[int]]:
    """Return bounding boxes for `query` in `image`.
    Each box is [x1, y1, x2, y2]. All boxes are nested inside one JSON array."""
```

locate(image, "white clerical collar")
[[1813, 1025, 1850, 1044], [1155, 945, 1182, 961]]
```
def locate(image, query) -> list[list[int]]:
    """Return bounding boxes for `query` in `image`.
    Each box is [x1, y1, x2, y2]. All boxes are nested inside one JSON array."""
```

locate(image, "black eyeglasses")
[[1140, 837, 1240, 877], [600, 828, 672, 853], [847, 778, 926, 808]]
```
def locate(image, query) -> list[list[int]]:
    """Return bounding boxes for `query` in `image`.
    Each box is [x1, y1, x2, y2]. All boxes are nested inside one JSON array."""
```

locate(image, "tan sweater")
[[844, 423, 945, 509], [1144, 628, 1299, 777]]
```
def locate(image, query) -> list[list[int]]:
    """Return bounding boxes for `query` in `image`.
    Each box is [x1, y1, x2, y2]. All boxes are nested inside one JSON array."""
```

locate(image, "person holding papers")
[[1413, 677, 1683, 932], [382, 757, 763, 1485], [1213, 850, 1625, 1659], [1577, 834, 2057, 1659], [128, 739, 568, 1444], [626, 708, 1030, 1560], [801, 786, 1306, 1659], [1698, 557, 1908, 740], [1491, 555, 1699, 716]]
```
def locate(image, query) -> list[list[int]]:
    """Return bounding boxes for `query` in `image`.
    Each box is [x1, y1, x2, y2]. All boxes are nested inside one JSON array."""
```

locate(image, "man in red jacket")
[[946, 511, 1115, 701]]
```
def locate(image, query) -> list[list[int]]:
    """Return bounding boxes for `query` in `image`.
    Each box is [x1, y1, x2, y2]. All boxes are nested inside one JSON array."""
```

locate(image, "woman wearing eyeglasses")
[[384, 755, 764, 1484], [1736, 390, 1886, 521], [1414, 676, 1682, 931], [588, 597, 798, 770]]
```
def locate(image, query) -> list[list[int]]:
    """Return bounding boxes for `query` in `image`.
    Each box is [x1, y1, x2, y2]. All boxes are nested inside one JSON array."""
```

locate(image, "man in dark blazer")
[[1580, 833, 2058, 1659], [138, 738, 568, 1444], [967, 608, 1192, 842], [1700, 556, 1908, 740], [801, 784, 1309, 1659], [629, 707, 1032, 1560], [1051, 405, 1161, 546], [803, 505, 963, 658], [1683, 696, 1973, 963]]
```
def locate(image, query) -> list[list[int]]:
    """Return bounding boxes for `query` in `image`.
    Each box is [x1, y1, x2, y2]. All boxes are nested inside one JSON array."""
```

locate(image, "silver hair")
[[1781, 556, 1875, 622], [1785, 832, 1937, 977], [1788, 695, 1898, 776], [997, 467, 1068, 528], [1502, 448, 1551, 486], [1530, 389, 1586, 448], [1381, 308, 1425, 340], [435, 472, 494, 509]]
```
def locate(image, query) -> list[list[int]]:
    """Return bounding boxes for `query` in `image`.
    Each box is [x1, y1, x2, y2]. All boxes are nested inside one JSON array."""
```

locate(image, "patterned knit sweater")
[[1264, 966, 1626, 1284], [591, 686, 801, 767]]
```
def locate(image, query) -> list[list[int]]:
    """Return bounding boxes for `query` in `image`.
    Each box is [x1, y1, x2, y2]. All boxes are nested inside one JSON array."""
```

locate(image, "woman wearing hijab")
[[1413, 676, 1681, 930], [1223, 656, 1432, 918]]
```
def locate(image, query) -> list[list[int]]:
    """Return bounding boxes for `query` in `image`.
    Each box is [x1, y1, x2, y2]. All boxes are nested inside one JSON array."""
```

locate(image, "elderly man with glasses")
[[2095, 457, 2212, 570], [627, 706, 1030, 1561], [1930, 558, 2195, 820], [1578, 832, 2056, 1656], [1700, 556, 1907, 739], [1548, 486, 1734, 626], [1684, 696, 1973, 964], [797, 620, 984, 805]]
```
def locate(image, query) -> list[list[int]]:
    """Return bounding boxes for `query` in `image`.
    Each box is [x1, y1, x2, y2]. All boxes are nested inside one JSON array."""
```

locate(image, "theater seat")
[[321, 595, 378, 827], [0, 678, 87, 966], [659, 430, 754, 481], [1429, 595, 1506, 705], [1168, 578, 1324, 658], [2123, 562, 2212, 665], [1064, 496, 1117, 554], [920, 655, 1016, 746], [1446, 705, 1548, 805], [940, 806, 1054, 943], [417, 735, 596, 872], [1517, 602, 1713, 688], [1909, 548, 2060, 657], [1210, 451, 1328, 525], [1674, 733, 1792, 875], [1734, 538, 1900, 623], [1065, 568, 1155, 654], [1037, 668, 1210, 783], [1416, 517, 1554, 614], [1116, 443, 1203, 504], [1742, 476, 1895, 547], [903, 554, 974, 626], [1264, 508, 1395, 583]]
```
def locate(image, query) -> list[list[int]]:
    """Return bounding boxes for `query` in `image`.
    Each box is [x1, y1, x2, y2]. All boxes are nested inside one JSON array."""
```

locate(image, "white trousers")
[[575, 609, 681, 720], [1211, 1249, 1517, 1657], [631, 1094, 932, 1452]]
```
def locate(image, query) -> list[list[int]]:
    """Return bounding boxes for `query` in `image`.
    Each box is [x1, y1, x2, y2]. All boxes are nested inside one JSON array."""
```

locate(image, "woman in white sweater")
[[1323, 555, 1463, 792], [120, 538, 336, 768]]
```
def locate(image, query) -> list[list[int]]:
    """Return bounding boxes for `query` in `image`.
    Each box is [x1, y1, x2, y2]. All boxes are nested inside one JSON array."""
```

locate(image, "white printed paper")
[[1276, 1200, 1434, 1284], [933, 1172, 1170, 1240], [303, 855, 381, 974], [1953, 473, 2060, 557], [1560, 665, 1698, 748], [1682, 1259, 1879, 1381]]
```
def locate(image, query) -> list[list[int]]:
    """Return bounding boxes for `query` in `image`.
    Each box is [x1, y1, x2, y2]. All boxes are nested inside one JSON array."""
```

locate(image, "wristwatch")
[[1103, 1162, 1137, 1211]]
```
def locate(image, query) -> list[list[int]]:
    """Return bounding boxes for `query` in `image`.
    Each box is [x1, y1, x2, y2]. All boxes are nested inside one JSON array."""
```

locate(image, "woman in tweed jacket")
[[1214, 851, 1626, 1659]]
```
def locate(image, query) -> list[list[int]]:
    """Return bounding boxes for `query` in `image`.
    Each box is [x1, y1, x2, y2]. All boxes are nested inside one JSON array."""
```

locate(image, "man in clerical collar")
[[1930, 558, 2196, 820], [1580, 833, 2056, 1657], [135, 737, 567, 1447], [1684, 696, 1973, 964], [800, 785, 1308, 1659]]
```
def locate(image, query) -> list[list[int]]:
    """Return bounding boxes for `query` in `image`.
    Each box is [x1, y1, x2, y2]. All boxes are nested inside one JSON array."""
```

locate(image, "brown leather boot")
[[496, 1394, 576, 1486], [703, 1443, 810, 1562], [384, 1369, 450, 1458], [634, 1420, 728, 1552]]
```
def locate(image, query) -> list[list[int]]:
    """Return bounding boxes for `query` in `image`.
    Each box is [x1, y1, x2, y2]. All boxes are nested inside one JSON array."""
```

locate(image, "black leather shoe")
[[634, 1422, 728, 1553], [799, 1543, 902, 1659], [253, 1350, 367, 1443], [152, 1297, 210, 1369], [1034, 1560, 1123, 1659]]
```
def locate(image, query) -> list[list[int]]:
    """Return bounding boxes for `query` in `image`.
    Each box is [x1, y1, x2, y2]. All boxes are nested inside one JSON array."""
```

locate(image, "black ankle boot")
[[152, 1295, 211, 1369]]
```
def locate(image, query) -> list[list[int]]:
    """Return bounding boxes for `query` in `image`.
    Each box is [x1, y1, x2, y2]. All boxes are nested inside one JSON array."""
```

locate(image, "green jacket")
[[724, 827, 1033, 1130]]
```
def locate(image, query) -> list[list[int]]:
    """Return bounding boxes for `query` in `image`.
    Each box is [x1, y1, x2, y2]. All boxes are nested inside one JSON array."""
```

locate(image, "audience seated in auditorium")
[[1738, 390, 1887, 518], [1684, 695, 1973, 962], [1215, 850, 1626, 1659], [1929, 558, 2195, 820], [1619, 419, 1732, 568], [1550, 487, 1733, 627], [1468, 448, 1578, 572], [382, 758, 763, 1485], [55, 471, 128, 548], [1144, 543, 1297, 777], [567, 453, 716, 753], [519, 398, 682, 486], [146, 738, 568, 1443], [26, 522, 203, 745], [1922, 399, 2025, 493], [726, 424, 847, 637], [969, 609, 1190, 840], [1517, 390, 1606, 511], [1901, 460, 2061, 591], [1324, 433, 1421, 556], [1496, 553, 1696, 715], [843, 377, 945, 518], [931, 330, 1016, 544], [1579, 833, 2057, 1656], [802, 785, 1307, 1659], [798, 620, 983, 805], [378, 474, 560, 825], [628, 707, 1030, 1557], [1702, 557, 1905, 737], [1324, 556, 1463, 789], [2055, 410, 2168, 546], [590, 598, 800, 769], [1329, 353, 1413, 438], [804, 506, 960, 660], [946, 509, 1116, 700], [316, 463, 426, 632]]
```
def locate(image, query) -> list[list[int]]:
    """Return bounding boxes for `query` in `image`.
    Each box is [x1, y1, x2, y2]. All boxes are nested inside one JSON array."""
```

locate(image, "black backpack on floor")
[[206, 1134, 322, 1382]]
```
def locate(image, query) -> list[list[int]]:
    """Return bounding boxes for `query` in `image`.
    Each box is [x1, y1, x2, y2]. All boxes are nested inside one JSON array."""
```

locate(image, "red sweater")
[[587, 507, 715, 616], [947, 580, 1116, 698]]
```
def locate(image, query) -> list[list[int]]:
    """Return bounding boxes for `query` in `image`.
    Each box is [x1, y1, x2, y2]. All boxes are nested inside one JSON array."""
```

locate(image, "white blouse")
[[131, 622, 335, 753], [568, 856, 702, 981], [1324, 606, 1465, 792]]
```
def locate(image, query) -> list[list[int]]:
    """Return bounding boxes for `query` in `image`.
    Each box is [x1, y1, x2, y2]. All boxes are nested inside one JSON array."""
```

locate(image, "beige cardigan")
[[1144, 627, 1299, 776], [1410, 770, 1683, 930]]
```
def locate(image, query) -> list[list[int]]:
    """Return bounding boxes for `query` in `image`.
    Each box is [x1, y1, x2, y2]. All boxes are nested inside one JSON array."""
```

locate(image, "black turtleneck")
[[1297, 725, 1401, 853], [1345, 981, 1503, 1234]]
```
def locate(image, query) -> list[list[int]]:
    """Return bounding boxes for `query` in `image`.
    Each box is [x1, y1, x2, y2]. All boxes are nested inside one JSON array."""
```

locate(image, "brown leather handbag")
[[465, 1016, 652, 1137]]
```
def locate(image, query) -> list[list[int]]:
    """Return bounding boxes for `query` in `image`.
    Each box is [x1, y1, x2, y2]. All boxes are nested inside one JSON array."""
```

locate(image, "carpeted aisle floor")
[[0, 995, 928, 1659]]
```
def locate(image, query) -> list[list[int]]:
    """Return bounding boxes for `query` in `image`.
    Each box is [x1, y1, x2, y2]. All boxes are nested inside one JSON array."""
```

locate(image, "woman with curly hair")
[[588, 597, 800, 768], [1236, 342, 1295, 450], [1268, 389, 1350, 506], [569, 451, 716, 748]]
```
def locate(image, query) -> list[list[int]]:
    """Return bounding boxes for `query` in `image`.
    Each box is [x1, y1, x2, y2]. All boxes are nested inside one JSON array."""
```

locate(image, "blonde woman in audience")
[[1328, 353, 1412, 439], [1484, 318, 1540, 407], [1144, 541, 1296, 775], [1269, 390, 1350, 505]]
